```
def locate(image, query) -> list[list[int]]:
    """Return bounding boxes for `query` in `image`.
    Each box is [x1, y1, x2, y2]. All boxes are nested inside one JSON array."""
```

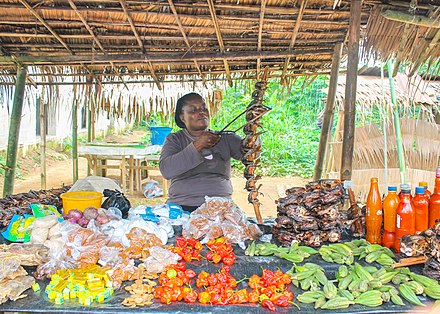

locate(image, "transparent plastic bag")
[[141, 246, 179, 274], [0, 253, 21, 280], [98, 246, 123, 268]]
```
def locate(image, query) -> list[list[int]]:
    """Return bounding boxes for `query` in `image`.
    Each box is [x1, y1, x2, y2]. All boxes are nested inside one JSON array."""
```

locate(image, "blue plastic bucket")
[[150, 126, 172, 145]]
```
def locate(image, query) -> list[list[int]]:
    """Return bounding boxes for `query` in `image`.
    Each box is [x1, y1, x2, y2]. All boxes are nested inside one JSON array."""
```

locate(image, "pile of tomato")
[[169, 236, 202, 262], [205, 238, 236, 266], [248, 269, 294, 310]]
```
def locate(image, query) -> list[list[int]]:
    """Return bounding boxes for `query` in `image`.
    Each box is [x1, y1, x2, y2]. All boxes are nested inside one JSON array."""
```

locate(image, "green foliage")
[[211, 77, 328, 178]]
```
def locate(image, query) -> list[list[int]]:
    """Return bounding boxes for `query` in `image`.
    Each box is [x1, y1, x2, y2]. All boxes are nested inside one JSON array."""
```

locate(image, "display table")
[[78, 143, 166, 196], [0, 237, 434, 313]]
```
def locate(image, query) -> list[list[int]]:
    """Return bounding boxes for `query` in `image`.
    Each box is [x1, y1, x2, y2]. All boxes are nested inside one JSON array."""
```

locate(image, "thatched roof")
[[0, 0, 439, 86], [334, 73, 440, 111]]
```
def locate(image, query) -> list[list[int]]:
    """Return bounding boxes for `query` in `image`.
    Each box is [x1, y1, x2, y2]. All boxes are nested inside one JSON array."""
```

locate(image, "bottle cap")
[[371, 177, 378, 182], [419, 181, 428, 187], [401, 188, 411, 194], [400, 183, 410, 190], [415, 187, 425, 195], [388, 186, 397, 192]]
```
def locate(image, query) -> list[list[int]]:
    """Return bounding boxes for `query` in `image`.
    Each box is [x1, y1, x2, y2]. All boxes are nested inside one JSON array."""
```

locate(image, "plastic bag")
[[0, 252, 21, 280], [143, 180, 163, 198], [0, 275, 35, 304], [140, 246, 179, 274], [98, 246, 122, 268], [1, 214, 35, 242], [101, 189, 131, 218]]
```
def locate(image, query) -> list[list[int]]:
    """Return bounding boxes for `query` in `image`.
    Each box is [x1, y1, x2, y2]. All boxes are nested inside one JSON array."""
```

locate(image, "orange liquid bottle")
[[429, 167, 440, 228], [366, 177, 383, 244], [419, 181, 432, 198], [398, 183, 411, 200], [382, 186, 399, 248], [393, 187, 415, 253], [413, 186, 429, 234]]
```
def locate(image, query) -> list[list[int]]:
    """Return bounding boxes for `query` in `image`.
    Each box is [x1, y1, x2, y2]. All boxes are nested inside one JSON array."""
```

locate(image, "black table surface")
[[0, 222, 435, 313]]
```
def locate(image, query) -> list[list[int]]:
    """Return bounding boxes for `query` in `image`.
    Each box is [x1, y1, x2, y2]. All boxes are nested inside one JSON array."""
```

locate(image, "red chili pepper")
[[184, 290, 198, 303], [206, 251, 213, 261], [174, 262, 186, 272], [175, 236, 187, 248], [261, 299, 276, 311], [222, 256, 235, 266], [274, 295, 290, 307], [185, 269, 197, 279]]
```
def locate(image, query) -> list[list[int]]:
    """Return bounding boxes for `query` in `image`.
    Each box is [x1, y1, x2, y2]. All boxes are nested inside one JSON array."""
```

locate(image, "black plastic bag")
[[101, 189, 131, 219]]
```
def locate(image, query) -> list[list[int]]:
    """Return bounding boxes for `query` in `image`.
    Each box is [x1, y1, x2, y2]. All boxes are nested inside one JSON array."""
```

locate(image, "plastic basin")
[[150, 126, 172, 145], [60, 191, 103, 214]]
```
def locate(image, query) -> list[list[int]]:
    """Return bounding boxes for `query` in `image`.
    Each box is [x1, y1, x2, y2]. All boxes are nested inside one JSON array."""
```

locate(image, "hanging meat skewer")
[[242, 67, 271, 224]]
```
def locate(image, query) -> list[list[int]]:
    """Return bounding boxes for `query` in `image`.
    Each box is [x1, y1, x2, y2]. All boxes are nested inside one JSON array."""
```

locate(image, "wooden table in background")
[[78, 143, 167, 196]]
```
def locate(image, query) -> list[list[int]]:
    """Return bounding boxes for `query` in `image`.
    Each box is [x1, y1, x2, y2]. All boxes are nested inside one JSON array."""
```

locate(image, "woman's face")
[[179, 96, 210, 131]]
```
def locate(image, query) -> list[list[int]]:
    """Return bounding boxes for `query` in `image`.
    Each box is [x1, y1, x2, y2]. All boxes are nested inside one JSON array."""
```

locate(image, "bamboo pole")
[[86, 76, 92, 176], [340, 0, 361, 181], [314, 43, 343, 180], [39, 92, 46, 189], [72, 85, 78, 183], [387, 60, 406, 183], [380, 65, 388, 189], [3, 65, 27, 197]]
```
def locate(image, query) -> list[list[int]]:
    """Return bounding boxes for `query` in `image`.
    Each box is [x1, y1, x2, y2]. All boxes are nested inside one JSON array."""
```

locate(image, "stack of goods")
[[400, 221, 440, 280], [272, 180, 344, 247], [0, 186, 70, 227], [241, 67, 271, 224], [182, 197, 261, 248]]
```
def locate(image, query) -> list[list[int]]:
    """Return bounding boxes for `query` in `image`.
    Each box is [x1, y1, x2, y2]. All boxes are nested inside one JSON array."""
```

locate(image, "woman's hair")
[[174, 92, 203, 128]]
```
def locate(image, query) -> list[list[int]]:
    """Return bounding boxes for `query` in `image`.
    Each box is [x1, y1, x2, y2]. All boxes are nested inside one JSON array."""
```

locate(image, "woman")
[[159, 92, 242, 212]]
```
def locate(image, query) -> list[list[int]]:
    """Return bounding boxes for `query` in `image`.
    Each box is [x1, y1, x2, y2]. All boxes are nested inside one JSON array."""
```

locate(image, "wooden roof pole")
[[3, 65, 27, 197], [381, 10, 440, 28], [280, 0, 308, 85], [313, 43, 343, 181], [393, 23, 410, 77], [167, 0, 207, 88], [207, 0, 233, 87], [119, 0, 162, 90], [67, 0, 129, 90], [340, 0, 361, 181], [256, 0, 267, 80]]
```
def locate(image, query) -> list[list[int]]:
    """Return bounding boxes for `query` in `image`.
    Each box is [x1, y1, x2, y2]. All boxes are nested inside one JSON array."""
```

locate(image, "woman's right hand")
[[193, 131, 221, 152]]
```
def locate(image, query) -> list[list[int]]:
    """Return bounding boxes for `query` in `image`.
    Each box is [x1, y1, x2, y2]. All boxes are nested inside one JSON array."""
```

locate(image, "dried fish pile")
[[399, 222, 440, 280], [272, 180, 344, 247], [0, 186, 70, 227]]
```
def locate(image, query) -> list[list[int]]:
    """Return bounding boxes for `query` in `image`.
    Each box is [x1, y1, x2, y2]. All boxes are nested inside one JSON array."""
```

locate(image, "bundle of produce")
[[272, 180, 344, 247], [182, 197, 261, 248], [0, 186, 70, 227]]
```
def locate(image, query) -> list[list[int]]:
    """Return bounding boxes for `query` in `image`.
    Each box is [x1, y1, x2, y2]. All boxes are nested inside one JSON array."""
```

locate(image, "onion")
[[83, 207, 99, 220], [68, 217, 78, 224], [77, 218, 90, 228], [68, 209, 83, 220], [95, 213, 110, 226]]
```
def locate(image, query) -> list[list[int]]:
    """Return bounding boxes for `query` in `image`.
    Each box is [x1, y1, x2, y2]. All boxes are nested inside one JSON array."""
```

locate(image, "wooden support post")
[[340, 0, 361, 181], [86, 75, 92, 176], [72, 86, 78, 183], [387, 60, 406, 183], [3, 65, 27, 197], [314, 43, 343, 180], [39, 92, 46, 189]]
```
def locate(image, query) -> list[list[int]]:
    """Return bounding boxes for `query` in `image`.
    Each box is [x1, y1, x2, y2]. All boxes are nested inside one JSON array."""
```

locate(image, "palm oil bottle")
[[419, 181, 432, 198], [394, 187, 415, 253], [413, 186, 429, 234], [366, 177, 383, 244], [428, 166, 440, 228], [382, 186, 399, 248]]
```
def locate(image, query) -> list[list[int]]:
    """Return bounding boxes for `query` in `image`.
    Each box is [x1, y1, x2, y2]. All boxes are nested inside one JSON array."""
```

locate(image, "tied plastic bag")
[[143, 180, 163, 198], [101, 189, 131, 218], [140, 246, 179, 274]]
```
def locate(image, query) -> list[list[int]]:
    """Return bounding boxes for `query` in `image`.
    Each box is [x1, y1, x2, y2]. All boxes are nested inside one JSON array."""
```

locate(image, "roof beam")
[[17, 0, 101, 86], [280, 0, 308, 85], [256, 0, 267, 80], [67, 0, 128, 90], [119, 0, 162, 90], [168, 0, 207, 87], [0, 48, 333, 65], [206, 0, 233, 87], [17, 0, 73, 54]]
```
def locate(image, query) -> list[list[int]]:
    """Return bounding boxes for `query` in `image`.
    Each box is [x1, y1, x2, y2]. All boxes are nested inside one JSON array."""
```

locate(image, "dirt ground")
[[2, 130, 309, 218]]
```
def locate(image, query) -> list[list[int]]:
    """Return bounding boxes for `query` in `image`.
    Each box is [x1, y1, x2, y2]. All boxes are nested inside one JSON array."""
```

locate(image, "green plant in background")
[[211, 77, 328, 178]]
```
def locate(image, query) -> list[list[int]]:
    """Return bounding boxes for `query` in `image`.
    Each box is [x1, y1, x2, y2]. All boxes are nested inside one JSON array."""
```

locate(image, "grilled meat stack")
[[241, 67, 271, 224], [272, 180, 344, 247]]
